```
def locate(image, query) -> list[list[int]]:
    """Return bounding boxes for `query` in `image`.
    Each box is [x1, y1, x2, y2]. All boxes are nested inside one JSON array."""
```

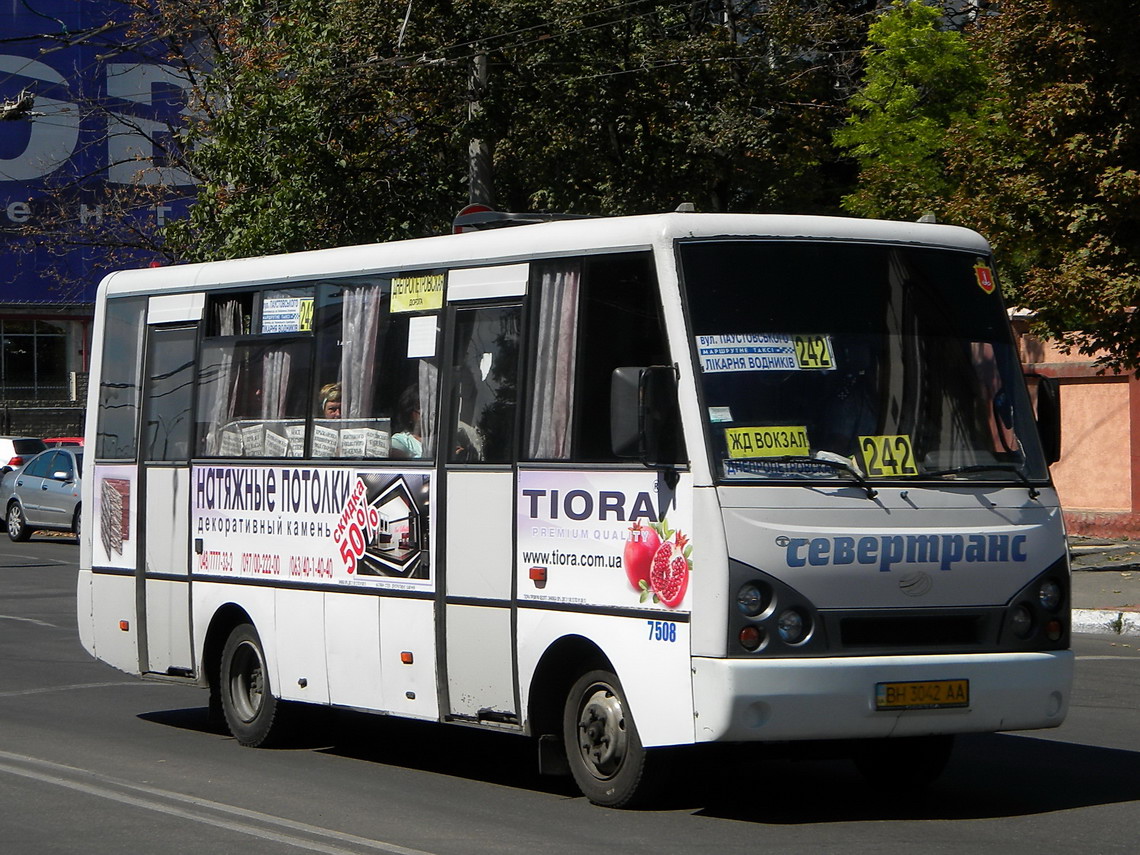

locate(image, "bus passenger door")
[[440, 300, 522, 723], [137, 310, 199, 675]]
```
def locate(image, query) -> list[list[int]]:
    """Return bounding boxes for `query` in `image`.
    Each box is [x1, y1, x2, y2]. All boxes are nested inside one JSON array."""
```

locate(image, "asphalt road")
[[3, 534, 1140, 854]]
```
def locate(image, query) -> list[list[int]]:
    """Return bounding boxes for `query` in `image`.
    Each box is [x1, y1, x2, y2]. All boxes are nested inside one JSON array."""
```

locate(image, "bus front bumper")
[[691, 650, 1073, 743]]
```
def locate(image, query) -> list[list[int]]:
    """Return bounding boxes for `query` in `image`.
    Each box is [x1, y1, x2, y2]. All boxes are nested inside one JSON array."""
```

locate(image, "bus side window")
[[525, 253, 671, 463], [312, 276, 441, 460], [196, 338, 313, 457], [141, 325, 197, 461], [447, 305, 520, 464], [96, 297, 147, 460]]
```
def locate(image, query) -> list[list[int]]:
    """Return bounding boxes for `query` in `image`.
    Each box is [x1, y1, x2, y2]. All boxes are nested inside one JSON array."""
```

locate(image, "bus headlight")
[[776, 608, 808, 644], [1038, 579, 1062, 611], [1009, 604, 1034, 638], [736, 583, 767, 617]]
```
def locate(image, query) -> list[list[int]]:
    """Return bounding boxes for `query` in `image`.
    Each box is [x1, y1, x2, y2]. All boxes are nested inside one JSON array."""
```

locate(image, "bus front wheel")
[[219, 623, 280, 747], [563, 669, 655, 808]]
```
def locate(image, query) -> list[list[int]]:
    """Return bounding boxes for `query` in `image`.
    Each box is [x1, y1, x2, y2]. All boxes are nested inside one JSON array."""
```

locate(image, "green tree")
[[153, 0, 472, 261], [943, 0, 1140, 371], [28, 0, 872, 268], [148, 0, 873, 260], [486, 0, 867, 214], [833, 0, 984, 220]]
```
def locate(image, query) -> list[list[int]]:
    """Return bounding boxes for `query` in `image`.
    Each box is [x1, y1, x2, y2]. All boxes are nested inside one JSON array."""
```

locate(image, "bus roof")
[[98, 212, 992, 297]]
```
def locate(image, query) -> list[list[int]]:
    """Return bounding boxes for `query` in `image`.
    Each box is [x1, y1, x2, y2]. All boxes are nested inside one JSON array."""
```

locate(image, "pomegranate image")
[[622, 521, 661, 593], [649, 529, 692, 609]]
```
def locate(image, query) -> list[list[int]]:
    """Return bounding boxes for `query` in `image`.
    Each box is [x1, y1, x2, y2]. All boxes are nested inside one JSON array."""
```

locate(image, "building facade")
[[2, 0, 189, 434]]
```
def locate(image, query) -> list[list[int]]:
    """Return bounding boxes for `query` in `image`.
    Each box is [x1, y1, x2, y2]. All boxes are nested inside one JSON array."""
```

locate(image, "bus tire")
[[563, 669, 655, 808], [852, 734, 954, 790], [7, 503, 30, 542], [219, 623, 280, 747]]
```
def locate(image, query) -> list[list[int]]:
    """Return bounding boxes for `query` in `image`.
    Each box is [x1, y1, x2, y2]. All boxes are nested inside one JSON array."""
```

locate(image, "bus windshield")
[[680, 239, 1049, 485]]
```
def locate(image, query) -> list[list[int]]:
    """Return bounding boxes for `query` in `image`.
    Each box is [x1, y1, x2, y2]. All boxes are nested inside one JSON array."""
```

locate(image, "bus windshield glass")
[[680, 239, 1049, 485]]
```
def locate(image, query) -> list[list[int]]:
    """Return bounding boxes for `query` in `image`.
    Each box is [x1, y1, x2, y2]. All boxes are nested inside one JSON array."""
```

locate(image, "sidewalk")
[[1069, 536, 1140, 636]]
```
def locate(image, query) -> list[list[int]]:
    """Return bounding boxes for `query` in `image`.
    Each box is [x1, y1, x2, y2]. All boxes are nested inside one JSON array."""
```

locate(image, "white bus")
[[78, 212, 1072, 807]]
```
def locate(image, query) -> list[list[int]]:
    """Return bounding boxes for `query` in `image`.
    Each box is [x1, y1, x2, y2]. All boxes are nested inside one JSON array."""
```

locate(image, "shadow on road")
[[139, 705, 1140, 819]]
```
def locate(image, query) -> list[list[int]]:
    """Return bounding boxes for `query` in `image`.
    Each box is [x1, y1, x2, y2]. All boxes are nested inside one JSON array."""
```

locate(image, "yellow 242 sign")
[[792, 334, 834, 369], [857, 435, 918, 478]]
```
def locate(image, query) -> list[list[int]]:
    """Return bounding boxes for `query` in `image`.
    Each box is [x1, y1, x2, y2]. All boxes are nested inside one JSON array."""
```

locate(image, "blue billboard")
[[1, 0, 193, 304]]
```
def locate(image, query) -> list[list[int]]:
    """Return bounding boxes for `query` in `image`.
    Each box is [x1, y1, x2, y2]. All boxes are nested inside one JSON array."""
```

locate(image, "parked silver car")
[[5, 448, 82, 541]]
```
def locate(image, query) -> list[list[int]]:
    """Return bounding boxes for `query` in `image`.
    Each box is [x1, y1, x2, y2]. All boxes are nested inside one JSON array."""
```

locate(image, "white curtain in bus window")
[[96, 297, 147, 460], [527, 264, 581, 459], [340, 285, 381, 418]]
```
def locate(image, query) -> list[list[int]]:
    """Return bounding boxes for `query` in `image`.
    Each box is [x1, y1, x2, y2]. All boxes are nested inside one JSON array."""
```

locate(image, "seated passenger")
[[390, 385, 423, 458], [318, 382, 342, 419]]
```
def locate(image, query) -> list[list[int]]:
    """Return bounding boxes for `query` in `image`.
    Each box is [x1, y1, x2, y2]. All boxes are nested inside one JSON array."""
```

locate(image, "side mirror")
[[610, 366, 683, 466], [1035, 375, 1062, 465], [52, 470, 73, 482]]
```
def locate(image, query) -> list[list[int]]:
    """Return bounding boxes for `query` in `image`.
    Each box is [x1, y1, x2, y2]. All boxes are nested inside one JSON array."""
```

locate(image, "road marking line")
[[0, 614, 57, 628], [0, 751, 436, 855], [0, 681, 157, 698], [0, 553, 74, 566]]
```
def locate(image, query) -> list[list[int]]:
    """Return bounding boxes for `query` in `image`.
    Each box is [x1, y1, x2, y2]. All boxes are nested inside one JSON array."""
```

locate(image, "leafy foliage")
[[119, 0, 872, 261], [833, 0, 984, 220], [486, 0, 867, 214], [838, 0, 1140, 370], [942, 0, 1140, 370], [153, 0, 471, 261]]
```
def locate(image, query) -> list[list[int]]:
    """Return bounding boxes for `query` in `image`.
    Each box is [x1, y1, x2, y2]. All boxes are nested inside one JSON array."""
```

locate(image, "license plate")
[[875, 679, 969, 711]]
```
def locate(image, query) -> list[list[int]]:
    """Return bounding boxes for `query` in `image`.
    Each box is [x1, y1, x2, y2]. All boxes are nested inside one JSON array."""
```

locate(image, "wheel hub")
[[576, 685, 628, 778]]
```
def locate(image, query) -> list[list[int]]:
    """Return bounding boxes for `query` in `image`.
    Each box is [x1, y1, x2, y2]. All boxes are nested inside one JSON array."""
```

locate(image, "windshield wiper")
[[764, 452, 878, 500], [919, 464, 1040, 500]]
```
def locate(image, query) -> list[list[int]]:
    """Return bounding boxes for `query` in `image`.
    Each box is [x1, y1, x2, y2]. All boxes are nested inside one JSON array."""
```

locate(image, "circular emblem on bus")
[[899, 571, 933, 597]]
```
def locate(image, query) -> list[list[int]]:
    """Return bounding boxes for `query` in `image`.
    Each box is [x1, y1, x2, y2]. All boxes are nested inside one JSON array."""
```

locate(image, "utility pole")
[[468, 52, 493, 206]]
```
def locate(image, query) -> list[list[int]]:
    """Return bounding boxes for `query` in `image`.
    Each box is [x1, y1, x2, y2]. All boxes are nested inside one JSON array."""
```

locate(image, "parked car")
[[0, 436, 47, 474], [44, 436, 84, 447], [4, 448, 82, 541]]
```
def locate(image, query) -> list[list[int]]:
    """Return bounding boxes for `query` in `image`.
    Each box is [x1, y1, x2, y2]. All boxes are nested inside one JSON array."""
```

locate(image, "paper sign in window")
[[406, 315, 438, 358], [391, 274, 444, 313], [725, 426, 809, 458]]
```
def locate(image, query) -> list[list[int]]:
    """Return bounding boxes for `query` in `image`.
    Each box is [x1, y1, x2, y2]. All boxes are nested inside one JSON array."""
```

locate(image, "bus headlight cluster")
[[1002, 570, 1067, 648], [735, 581, 813, 651]]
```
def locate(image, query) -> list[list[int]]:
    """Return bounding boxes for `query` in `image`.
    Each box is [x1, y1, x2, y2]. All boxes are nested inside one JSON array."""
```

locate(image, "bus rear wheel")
[[220, 623, 280, 747], [563, 669, 656, 808]]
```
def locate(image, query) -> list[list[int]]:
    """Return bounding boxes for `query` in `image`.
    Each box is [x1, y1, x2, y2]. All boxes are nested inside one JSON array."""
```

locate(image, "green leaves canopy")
[[837, 0, 1140, 371], [144, 0, 867, 262]]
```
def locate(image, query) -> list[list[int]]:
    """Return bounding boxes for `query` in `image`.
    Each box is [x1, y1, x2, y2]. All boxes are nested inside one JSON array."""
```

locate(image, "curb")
[[1072, 608, 1140, 637]]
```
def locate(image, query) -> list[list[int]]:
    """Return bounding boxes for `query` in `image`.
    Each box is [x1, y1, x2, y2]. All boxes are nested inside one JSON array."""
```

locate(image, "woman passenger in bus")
[[318, 382, 342, 419], [390, 385, 423, 458]]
